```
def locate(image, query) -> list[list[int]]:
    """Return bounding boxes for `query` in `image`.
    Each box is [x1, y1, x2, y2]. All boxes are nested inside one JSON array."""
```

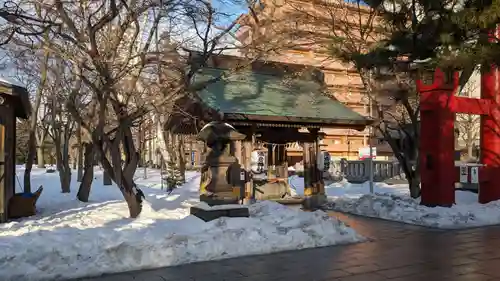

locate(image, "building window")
[[330, 138, 341, 145]]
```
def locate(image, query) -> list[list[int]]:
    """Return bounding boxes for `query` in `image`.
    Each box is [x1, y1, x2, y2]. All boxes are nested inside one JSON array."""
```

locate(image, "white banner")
[[459, 166, 468, 183], [251, 150, 267, 174], [323, 151, 331, 172], [470, 167, 479, 184]]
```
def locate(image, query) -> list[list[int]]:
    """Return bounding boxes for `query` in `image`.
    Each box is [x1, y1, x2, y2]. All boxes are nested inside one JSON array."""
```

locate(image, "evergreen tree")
[[361, 0, 500, 70], [325, 0, 499, 199], [164, 158, 184, 193]]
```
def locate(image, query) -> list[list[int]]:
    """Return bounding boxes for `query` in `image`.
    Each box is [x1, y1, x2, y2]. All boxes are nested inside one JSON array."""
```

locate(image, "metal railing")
[[327, 159, 406, 183], [292, 159, 406, 183]]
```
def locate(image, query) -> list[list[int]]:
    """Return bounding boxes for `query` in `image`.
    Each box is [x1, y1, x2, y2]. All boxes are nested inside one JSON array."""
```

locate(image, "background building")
[[235, 0, 393, 160]]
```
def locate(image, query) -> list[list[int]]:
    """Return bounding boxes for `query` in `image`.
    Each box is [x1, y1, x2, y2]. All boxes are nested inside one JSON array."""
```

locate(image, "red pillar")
[[479, 64, 500, 203], [418, 69, 456, 206], [420, 104, 456, 207]]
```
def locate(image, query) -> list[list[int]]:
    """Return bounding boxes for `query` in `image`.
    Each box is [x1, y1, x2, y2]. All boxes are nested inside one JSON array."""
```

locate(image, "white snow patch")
[[0, 167, 364, 281], [325, 191, 499, 229]]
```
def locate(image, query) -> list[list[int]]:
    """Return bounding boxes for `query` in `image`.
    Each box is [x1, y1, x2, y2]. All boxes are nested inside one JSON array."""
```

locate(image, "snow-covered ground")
[[0, 167, 364, 281], [289, 175, 500, 229]]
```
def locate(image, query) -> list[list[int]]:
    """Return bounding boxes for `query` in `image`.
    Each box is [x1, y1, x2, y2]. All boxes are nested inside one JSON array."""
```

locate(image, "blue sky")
[[213, 0, 248, 25], [0, 0, 247, 82], [0, 0, 362, 85]]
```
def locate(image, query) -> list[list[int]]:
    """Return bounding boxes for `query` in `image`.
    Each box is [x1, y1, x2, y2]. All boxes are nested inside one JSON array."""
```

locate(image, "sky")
[[0, 0, 363, 87], [213, 0, 249, 23], [0, 0, 248, 84]]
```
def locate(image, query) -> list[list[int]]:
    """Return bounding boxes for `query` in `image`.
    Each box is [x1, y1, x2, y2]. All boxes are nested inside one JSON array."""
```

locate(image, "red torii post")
[[480, 27, 500, 203], [479, 62, 500, 203], [417, 67, 500, 207]]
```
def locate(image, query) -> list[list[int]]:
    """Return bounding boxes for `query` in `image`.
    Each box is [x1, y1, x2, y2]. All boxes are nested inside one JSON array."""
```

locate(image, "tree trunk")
[[148, 126, 153, 167], [98, 138, 142, 218], [121, 186, 142, 218], [188, 139, 193, 169], [23, 131, 37, 193], [37, 146, 45, 168], [467, 143, 474, 160], [408, 171, 421, 198], [72, 149, 77, 170], [155, 116, 170, 168], [103, 170, 112, 185], [77, 124, 84, 181], [58, 140, 72, 193], [102, 141, 113, 186], [24, 47, 49, 192], [137, 119, 145, 167], [53, 126, 72, 193], [59, 166, 72, 193], [177, 135, 186, 183], [77, 143, 94, 202]]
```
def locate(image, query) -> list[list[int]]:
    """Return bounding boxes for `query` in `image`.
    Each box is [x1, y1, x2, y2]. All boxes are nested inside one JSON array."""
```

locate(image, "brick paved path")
[[77, 212, 500, 281]]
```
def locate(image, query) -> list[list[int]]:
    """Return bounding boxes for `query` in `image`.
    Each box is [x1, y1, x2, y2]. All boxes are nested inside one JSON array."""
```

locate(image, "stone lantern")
[[196, 121, 246, 205]]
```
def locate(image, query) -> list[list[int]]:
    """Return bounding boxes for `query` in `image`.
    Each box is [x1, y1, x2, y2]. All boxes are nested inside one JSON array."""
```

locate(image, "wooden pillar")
[[0, 105, 15, 222], [314, 135, 325, 195], [267, 144, 275, 179], [303, 128, 327, 209], [307, 128, 322, 194], [243, 137, 253, 200], [234, 140, 242, 164], [310, 143, 317, 189], [303, 142, 313, 196], [276, 144, 288, 179], [0, 119, 5, 222], [276, 143, 290, 194]]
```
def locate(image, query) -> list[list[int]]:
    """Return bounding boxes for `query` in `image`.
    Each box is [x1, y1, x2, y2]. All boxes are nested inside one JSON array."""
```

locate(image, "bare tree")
[[0, 0, 63, 46], [46, 57, 76, 193], [3, 0, 278, 217], [456, 113, 480, 160], [455, 66, 481, 161], [6, 44, 51, 192], [26, 50, 49, 191], [76, 142, 94, 202], [150, 0, 285, 181], [25, 0, 271, 217], [15, 119, 30, 163]]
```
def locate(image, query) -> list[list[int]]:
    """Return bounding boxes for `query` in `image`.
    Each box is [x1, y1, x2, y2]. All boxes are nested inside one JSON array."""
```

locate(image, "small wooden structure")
[[167, 53, 372, 208], [0, 79, 31, 222]]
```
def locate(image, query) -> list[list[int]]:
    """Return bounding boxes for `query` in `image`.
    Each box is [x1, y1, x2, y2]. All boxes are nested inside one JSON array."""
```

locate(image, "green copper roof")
[[192, 67, 370, 126]]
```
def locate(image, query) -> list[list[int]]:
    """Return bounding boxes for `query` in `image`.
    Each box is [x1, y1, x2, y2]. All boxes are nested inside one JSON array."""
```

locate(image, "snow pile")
[[325, 192, 497, 229], [290, 174, 500, 229], [0, 168, 364, 281]]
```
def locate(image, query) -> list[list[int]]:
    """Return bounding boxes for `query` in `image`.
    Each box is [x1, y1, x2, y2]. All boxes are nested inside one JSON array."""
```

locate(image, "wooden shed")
[[166, 54, 372, 207], [0, 78, 31, 222]]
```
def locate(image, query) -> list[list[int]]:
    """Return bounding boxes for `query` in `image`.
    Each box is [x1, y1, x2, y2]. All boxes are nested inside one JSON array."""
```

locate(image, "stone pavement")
[[77, 212, 500, 281]]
